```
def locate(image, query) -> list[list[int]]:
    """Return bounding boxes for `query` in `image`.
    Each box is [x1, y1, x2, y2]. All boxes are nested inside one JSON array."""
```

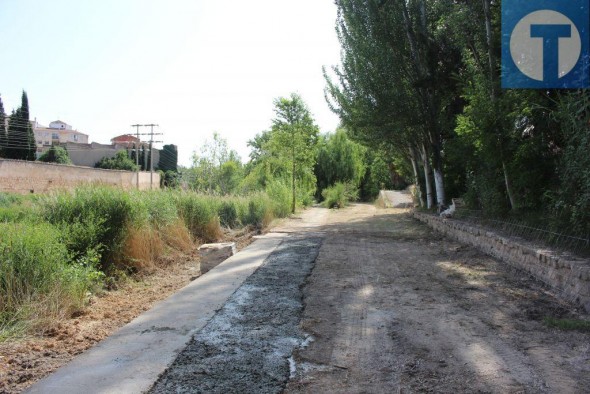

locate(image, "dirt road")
[[150, 193, 589, 393], [285, 201, 589, 393]]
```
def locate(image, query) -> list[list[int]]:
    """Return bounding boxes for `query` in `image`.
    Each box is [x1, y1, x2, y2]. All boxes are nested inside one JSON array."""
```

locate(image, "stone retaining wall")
[[414, 212, 590, 313], [0, 159, 159, 194]]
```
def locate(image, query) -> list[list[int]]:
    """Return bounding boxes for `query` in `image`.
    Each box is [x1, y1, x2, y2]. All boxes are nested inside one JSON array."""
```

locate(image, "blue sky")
[[0, 0, 342, 166]]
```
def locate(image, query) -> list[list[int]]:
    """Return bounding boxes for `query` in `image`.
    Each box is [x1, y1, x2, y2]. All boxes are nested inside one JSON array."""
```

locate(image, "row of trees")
[[184, 93, 395, 213], [184, 94, 321, 213], [325, 0, 590, 234], [0, 92, 37, 161]]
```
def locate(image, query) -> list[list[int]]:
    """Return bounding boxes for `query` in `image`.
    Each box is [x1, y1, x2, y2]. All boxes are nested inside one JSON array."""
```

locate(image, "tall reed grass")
[[0, 186, 292, 339], [0, 222, 102, 339]]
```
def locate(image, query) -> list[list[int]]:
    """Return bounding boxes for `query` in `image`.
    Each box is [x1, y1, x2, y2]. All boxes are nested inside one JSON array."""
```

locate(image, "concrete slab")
[[26, 234, 286, 394], [198, 242, 236, 274]]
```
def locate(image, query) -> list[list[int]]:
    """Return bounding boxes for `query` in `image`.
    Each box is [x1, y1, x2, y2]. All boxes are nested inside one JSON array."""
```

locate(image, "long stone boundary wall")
[[0, 159, 159, 194], [413, 212, 590, 313]]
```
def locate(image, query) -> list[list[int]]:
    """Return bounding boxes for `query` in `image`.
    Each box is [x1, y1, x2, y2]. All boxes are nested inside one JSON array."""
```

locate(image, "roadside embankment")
[[413, 212, 590, 313]]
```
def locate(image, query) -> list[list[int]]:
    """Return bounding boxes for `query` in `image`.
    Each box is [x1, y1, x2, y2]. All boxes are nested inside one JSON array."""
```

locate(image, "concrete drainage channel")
[[26, 233, 322, 394], [150, 234, 323, 393]]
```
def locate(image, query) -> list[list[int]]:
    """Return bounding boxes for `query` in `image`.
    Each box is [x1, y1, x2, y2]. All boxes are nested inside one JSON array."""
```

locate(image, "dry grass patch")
[[122, 226, 165, 273], [161, 220, 194, 253]]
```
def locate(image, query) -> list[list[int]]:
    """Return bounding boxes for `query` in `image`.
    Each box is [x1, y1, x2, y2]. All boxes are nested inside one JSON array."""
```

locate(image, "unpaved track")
[[150, 195, 589, 393], [285, 201, 590, 393]]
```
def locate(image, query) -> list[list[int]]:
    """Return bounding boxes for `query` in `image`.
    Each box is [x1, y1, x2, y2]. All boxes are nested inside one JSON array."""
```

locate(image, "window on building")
[[52, 133, 59, 139]]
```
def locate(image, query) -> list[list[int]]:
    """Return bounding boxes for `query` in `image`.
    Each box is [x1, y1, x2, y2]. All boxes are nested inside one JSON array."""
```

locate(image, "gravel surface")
[[149, 235, 323, 394]]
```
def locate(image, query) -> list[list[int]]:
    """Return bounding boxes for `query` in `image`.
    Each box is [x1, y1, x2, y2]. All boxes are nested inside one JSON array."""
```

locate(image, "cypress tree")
[[158, 144, 178, 172], [6, 91, 36, 160], [140, 145, 146, 171], [20, 91, 36, 161], [130, 143, 137, 166], [0, 95, 6, 157], [5, 110, 18, 159]]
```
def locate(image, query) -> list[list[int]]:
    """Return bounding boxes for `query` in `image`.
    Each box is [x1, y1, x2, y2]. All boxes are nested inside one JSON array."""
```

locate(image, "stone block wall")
[[0, 159, 159, 194], [413, 212, 590, 313]]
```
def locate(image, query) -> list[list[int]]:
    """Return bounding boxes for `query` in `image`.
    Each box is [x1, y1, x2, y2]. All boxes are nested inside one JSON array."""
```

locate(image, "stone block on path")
[[198, 242, 236, 274]]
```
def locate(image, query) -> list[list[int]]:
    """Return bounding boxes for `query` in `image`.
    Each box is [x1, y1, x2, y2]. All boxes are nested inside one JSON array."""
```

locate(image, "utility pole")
[[131, 124, 143, 189], [130, 124, 163, 190], [144, 124, 163, 190]]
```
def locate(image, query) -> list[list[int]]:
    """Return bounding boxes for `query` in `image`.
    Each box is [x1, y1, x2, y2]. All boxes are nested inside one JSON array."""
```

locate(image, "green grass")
[[543, 317, 590, 332]]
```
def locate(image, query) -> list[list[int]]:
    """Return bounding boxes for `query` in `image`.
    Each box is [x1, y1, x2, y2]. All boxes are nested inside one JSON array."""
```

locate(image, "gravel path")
[[149, 235, 323, 394]]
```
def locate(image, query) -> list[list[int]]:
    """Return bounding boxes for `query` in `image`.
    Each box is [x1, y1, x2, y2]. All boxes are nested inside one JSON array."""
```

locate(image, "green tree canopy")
[[38, 145, 72, 164], [95, 150, 138, 171], [315, 128, 366, 200], [187, 132, 243, 195], [268, 93, 319, 213]]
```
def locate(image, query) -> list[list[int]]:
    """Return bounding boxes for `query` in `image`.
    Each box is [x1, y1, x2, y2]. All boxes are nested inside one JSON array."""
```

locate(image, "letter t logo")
[[530, 24, 572, 83]]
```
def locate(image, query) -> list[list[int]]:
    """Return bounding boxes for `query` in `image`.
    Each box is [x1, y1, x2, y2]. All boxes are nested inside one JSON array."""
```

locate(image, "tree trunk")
[[421, 144, 434, 209], [482, 0, 515, 210], [433, 168, 445, 209], [291, 144, 296, 214], [431, 142, 446, 209], [409, 146, 425, 208], [502, 159, 517, 210], [482, 0, 497, 99]]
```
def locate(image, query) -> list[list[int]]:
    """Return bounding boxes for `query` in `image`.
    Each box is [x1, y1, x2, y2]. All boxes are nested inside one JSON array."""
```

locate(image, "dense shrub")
[[38, 146, 72, 164], [173, 192, 222, 242], [265, 180, 291, 218], [218, 200, 239, 228], [322, 182, 359, 209], [550, 92, 590, 235], [41, 187, 134, 271], [95, 150, 138, 171], [239, 193, 274, 228], [0, 222, 102, 338]]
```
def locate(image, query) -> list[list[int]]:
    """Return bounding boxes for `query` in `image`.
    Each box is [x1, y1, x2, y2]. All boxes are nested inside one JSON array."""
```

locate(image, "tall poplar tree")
[[326, 0, 462, 209]]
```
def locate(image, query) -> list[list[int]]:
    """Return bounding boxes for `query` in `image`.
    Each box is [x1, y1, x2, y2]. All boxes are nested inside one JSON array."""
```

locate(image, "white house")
[[33, 120, 89, 152]]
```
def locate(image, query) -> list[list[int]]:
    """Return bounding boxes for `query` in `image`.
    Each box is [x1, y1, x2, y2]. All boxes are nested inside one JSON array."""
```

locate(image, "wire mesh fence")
[[451, 209, 590, 257]]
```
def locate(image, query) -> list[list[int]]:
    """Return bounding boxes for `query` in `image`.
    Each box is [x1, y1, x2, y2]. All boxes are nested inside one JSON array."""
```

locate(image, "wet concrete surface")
[[149, 235, 323, 394]]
